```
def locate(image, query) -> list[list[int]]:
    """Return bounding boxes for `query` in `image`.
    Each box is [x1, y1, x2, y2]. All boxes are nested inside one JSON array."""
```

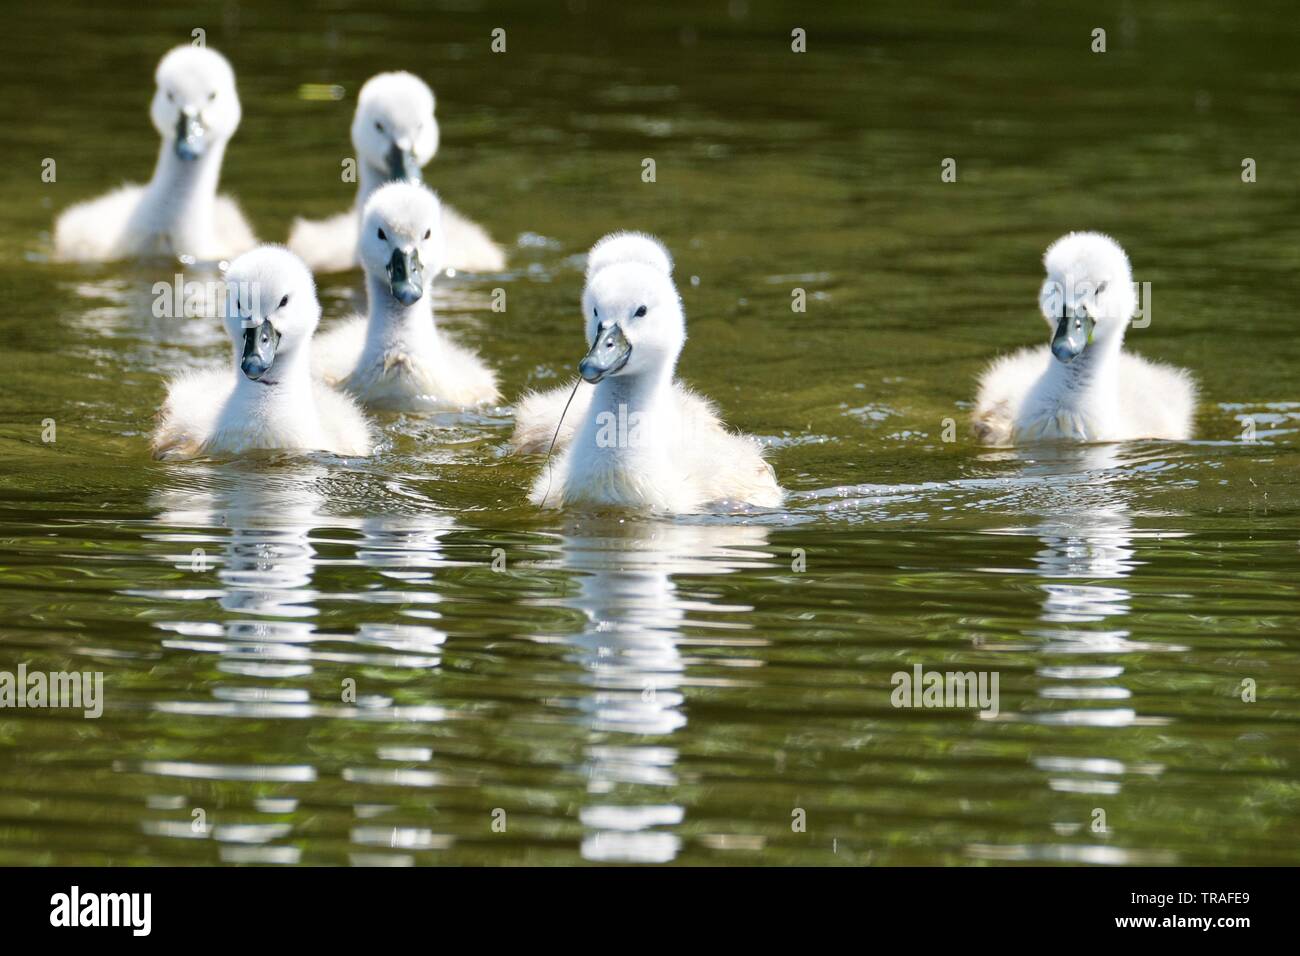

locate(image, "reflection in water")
[[1008, 444, 1189, 658], [986, 445, 1138, 647], [539, 520, 771, 863], [350, 514, 456, 661], [140, 468, 463, 860], [1016, 447, 1141, 710], [148, 469, 456, 671], [152, 467, 328, 664], [65, 264, 231, 369], [976, 444, 1182, 864], [1034, 509, 1133, 621]]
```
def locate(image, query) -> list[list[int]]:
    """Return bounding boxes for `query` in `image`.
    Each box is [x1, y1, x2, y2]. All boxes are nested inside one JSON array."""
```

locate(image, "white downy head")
[[578, 232, 684, 384], [358, 181, 444, 306], [223, 246, 320, 384], [150, 46, 241, 161], [1038, 231, 1138, 363], [351, 72, 439, 184]]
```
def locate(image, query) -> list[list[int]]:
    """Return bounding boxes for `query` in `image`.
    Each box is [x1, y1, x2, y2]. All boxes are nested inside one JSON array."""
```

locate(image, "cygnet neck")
[[364, 271, 440, 354], [586, 363, 677, 450], [230, 338, 315, 407], [142, 138, 227, 241], [1041, 324, 1126, 406]]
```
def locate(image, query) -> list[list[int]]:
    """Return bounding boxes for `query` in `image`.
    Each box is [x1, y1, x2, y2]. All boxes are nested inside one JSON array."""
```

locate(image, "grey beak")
[[386, 247, 424, 305], [1051, 310, 1095, 363], [579, 322, 632, 383], [385, 141, 422, 183], [175, 111, 206, 161], [240, 322, 281, 381]]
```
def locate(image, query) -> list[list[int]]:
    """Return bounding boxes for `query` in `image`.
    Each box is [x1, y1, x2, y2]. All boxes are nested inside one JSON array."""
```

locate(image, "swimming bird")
[[311, 182, 500, 411], [512, 232, 783, 512], [151, 246, 373, 459], [287, 71, 505, 274], [54, 46, 256, 263], [972, 232, 1197, 445]]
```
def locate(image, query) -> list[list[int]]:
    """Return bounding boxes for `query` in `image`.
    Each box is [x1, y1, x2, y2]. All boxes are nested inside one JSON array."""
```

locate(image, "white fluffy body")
[[54, 46, 256, 262], [152, 246, 373, 459], [973, 232, 1197, 445], [287, 71, 505, 274], [513, 232, 783, 513], [312, 182, 499, 411]]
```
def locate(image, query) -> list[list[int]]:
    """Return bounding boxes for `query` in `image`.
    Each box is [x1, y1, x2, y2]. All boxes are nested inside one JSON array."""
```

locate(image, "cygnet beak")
[[385, 140, 422, 183], [240, 319, 281, 381], [1051, 306, 1095, 363], [579, 321, 632, 383], [174, 110, 206, 161], [386, 246, 424, 305]]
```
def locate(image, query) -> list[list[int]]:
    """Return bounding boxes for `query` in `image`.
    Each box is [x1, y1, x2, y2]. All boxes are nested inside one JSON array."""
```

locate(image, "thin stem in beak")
[[538, 379, 584, 507]]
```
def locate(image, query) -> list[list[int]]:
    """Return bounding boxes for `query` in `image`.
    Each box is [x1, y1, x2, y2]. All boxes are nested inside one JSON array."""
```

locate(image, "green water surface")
[[0, 0, 1297, 864]]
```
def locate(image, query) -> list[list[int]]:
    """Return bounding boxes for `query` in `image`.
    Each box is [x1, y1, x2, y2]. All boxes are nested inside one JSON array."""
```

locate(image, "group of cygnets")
[[52, 46, 1198, 516]]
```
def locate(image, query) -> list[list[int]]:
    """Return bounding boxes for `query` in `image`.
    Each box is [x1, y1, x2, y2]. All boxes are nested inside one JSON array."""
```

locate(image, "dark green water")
[[1, 1, 1297, 864]]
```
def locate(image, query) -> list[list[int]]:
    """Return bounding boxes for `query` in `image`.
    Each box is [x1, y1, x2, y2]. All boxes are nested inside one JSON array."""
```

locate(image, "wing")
[[971, 345, 1050, 445], [288, 209, 359, 274], [312, 381, 375, 456], [214, 195, 258, 259], [675, 385, 784, 508], [434, 336, 501, 406], [150, 366, 232, 460], [311, 314, 368, 386], [1118, 351, 1198, 440], [53, 185, 143, 262], [512, 379, 593, 455], [441, 203, 506, 273]]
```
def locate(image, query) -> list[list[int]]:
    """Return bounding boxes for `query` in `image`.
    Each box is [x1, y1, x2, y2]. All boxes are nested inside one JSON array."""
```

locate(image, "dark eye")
[[208, 91, 217, 102], [375, 121, 384, 133], [279, 295, 289, 309], [378, 228, 387, 241], [166, 91, 174, 103], [634, 305, 647, 318], [593, 308, 598, 318], [423, 229, 431, 240]]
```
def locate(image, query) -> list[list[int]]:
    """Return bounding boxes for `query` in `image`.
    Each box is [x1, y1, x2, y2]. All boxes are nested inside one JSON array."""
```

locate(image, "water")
[[1, 0, 1298, 865]]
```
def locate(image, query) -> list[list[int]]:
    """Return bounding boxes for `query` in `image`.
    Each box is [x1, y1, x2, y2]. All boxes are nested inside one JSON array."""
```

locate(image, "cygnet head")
[[578, 232, 684, 384], [150, 46, 241, 162], [1038, 231, 1138, 363], [358, 182, 444, 306], [351, 72, 439, 184], [222, 246, 320, 384]]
